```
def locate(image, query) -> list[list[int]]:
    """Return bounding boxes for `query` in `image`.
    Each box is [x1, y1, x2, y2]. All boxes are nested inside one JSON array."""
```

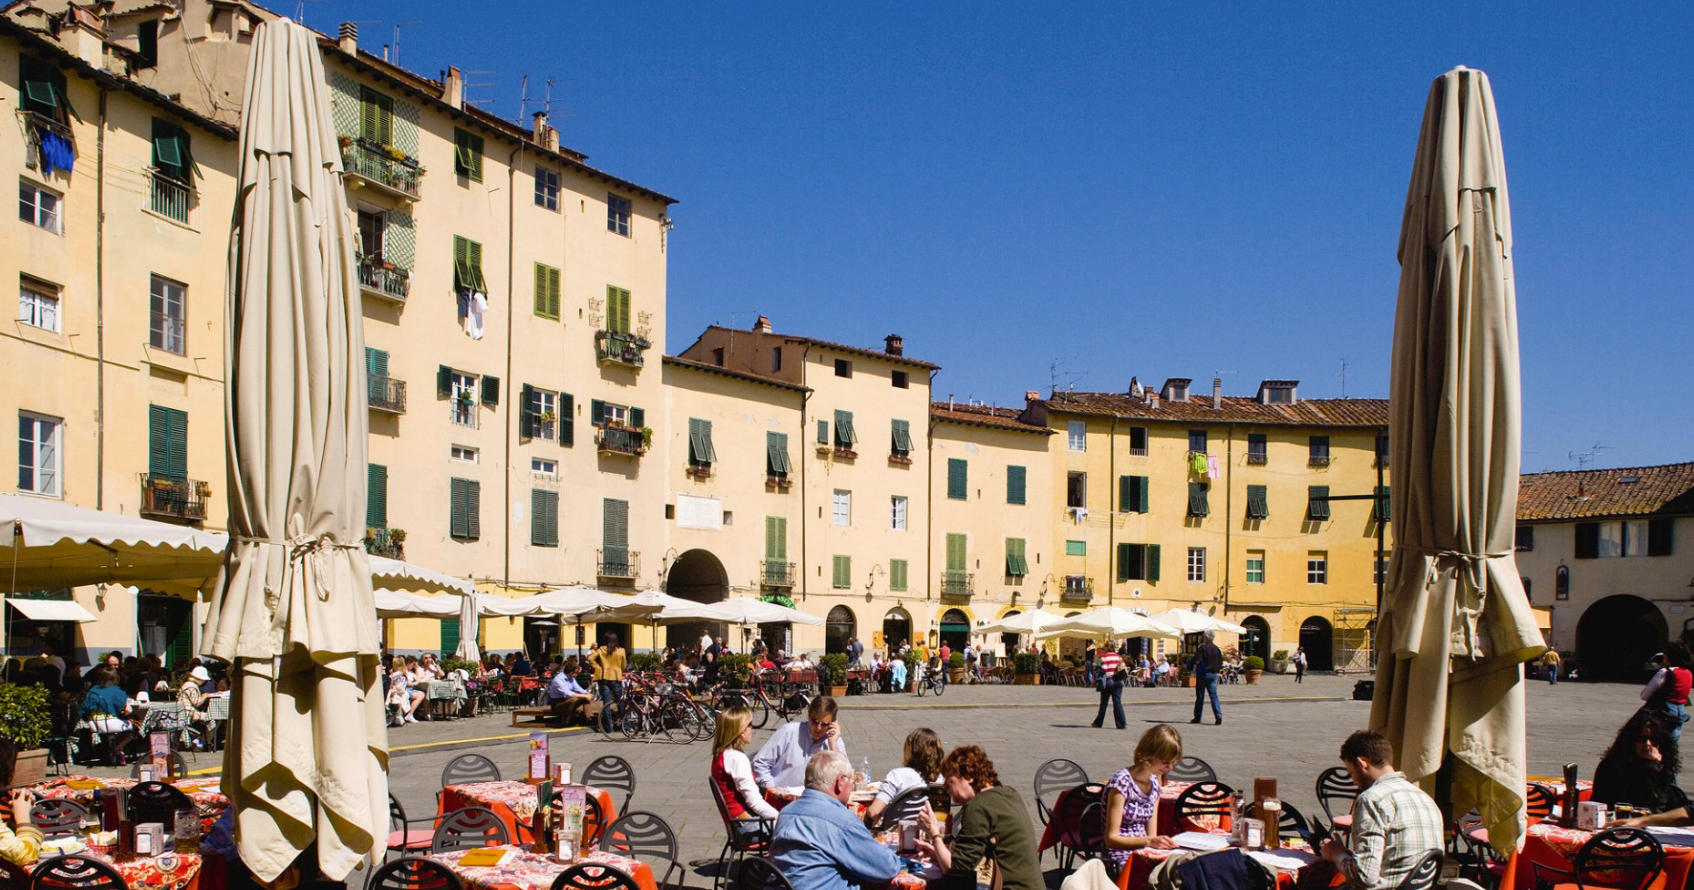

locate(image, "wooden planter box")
[[11, 748, 49, 786], [1012, 673, 1040, 686]]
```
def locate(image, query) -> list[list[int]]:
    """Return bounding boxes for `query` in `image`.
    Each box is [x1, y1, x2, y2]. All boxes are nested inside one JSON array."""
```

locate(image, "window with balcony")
[[149, 275, 186, 355], [19, 180, 60, 233], [1187, 547, 1205, 583], [17, 411, 61, 497], [1129, 426, 1148, 456], [833, 489, 851, 526], [148, 118, 194, 224], [365, 348, 405, 414], [891, 495, 907, 531], [357, 209, 386, 260], [1307, 552, 1328, 585], [535, 166, 559, 210], [943, 533, 970, 597], [1004, 538, 1028, 578], [1309, 435, 1331, 466], [1247, 433, 1267, 464], [18, 276, 59, 332], [1245, 550, 1266, 584], [590, 400, 646, 455], [453, 128, 484, 181], [144, 404, 204, 522], [1067, 421, 1087, 452], [597, 286, 649, 365], [1115, 543, 1159, 582], [607, 193, 631, 235]]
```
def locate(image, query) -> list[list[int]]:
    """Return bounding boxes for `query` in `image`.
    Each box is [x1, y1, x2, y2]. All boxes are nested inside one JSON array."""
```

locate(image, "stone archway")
[[1578, 594, 1666, 683], [1300, 616, 1334, 672], [939, 608, 971, 652], [882, 607, 913, 654], [999, 610, 1022, 659], [664, 549, 728, 651], [826, 605, 857, 655], [1240, 616, 1272, 662]]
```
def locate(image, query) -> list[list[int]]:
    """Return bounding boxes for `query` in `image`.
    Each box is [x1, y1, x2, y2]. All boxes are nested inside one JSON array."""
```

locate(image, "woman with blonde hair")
[[1101, 724, 1183, 877], [710, 706, 779, 833], [865, 727, 944, 825]]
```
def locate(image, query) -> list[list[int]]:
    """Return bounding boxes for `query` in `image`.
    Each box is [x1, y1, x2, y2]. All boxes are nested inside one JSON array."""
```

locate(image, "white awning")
[[7, 598, 99, 623]]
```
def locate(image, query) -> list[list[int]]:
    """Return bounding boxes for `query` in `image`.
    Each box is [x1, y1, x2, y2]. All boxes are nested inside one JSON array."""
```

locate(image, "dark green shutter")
[[437, 365, 453, 396], [532, 488, 558, 547], [439, 618, 460, 656], [367, 464, 388, 529], [603, 499, 630, 564], [817, 419, 829, 444], [148, 404, 187, 479], [20, 56, 66, 118], [1007, 465, 1026, 505], [1246, 485, 1268, 519], [1574, 523, 1599, 559], [1649, 519, 1674, 557], [1147, 545, 1161, 582], [1117, 543, 1133, 582], [481, 375, 499, 407], [1188, 482, 1209, 518], [1120, 475, 1133, 512], [360, 87, 392, 145], [833, 410, 856, 447], [449, 478, 469, 538], [629, 407, 645, 428], [590, 399, 606, 426], [1006, 538, 1027, 576], [1308, 486, 1331, 520], [947, 458, 967, 500], [891, 419, 913, 456], [366, 347, 389, 379], [689, 418, 716, 465], [767, 432, 791, 475], [1125, 476, 1150, 513], [765, 517, 787, 560], [519, 384, 535, 438], [946, 533, 967, 572], [559, 393, 575, 446], [453, 237, 471, 291], [1375, 486, 1391, 523], [151, 118, 186, 180], [1137, 477, 1150, 513]]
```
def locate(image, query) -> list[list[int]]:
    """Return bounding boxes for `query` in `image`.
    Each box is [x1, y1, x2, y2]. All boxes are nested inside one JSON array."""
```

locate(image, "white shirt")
[[876, 766, 928, 805], [700, 633, 714, 653], [751, 720, 846, 789], [720, 748, 780, 819]]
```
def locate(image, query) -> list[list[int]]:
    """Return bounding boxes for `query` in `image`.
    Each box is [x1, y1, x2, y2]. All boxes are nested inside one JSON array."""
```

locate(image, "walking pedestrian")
[[1544, 648, 1561, 685], [1189, 631, 1224, 726], [590, 633, 626, 733], [1294, 646, 1307, 684], [1092, 645, 1127, 729]]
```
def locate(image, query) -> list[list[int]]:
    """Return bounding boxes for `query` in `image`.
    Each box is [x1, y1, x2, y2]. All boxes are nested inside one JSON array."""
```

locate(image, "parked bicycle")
[[602, 674, 711, 743]]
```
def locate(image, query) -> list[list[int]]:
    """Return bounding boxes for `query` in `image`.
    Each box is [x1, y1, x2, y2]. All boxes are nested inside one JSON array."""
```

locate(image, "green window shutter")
[[947, 458, 967, 500], [449, 478, 468, 538], [151, 118, 188, 180], [629, 407, 645, 428], [590, 400, 606, 426], [832, 555, 850, 589], [603, 498, 630, 551], [833, 410, 856, 447], [365, 347, 389, 379], [1006, 538, 1027, 576], [1137, 476, 1150, 513], [1375, 486, 1391, 523], [1649, 519, 1674, 557], [453, 128, 483, 180], [20, 56, 66, 117], [453, 236, 471, 292], [360, 87, 393, 144], [1117, 543, 1133, 582], [466, 480, 481, 539], [1188, 482, 1209, 518], [481, 375, 499, 407], [766, 432, 792, 475], [439, 618, 460, 657], [1308, 486, 1331, 520], [546, 267, 561, 319], [559, 393, 575, 446], [764, 517, 788, 561], [468, 240, 486, 292], [689, 418, 716, 465], [1147, 544, 1161, 583], [149, 405, 189, 479], [367, 464, 388, 529], [519, 384, 535, 439], [1246, 485, 1268, 520], [1007, 465, 1026, 505], [817, 419, 829, 445], [889, 559, 908, 592], [533, 264, 551, 317], [532, 489, 558, 547], [891, 419, 912, 455], [437, 365, 453, 397], [1119, 475, 1132, 512], [946, 533, 966, 572], [1065, 540, 1085, 556]]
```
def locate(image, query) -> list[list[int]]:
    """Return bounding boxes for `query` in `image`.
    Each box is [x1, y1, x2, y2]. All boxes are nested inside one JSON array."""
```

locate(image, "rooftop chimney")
[[443, 66, 463, 109], [337, 21, 357, 53], [884, 334, 904, 356], [753, 315, 772, 334], [532, 110, 548, 143], [1025, 390, 1040, 402], [1212, 377, 1222, 410]]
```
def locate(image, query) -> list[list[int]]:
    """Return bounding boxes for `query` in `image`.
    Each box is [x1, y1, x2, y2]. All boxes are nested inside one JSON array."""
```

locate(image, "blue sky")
[[306, 2, 1693, 471]]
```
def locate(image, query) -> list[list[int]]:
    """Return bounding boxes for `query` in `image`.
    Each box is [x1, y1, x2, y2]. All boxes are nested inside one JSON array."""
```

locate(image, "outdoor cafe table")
[[434, 845, 656, 890], [1119, 839, 1318, 890], [31, 775, 230, 829], [28, 852, 204, 890], [1498, 821, 1693, 890], [439, 781, 617, 846], [1039, 781, 1223, 857]]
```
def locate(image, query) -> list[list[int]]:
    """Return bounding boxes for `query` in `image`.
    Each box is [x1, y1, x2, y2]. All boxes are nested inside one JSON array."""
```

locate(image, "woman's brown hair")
[[940, 745, 999, 791], [904, 728, 945, 781]]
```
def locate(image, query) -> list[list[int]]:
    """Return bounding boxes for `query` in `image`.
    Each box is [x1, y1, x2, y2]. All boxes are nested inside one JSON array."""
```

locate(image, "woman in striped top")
[[1092, 646, 1128, 729]]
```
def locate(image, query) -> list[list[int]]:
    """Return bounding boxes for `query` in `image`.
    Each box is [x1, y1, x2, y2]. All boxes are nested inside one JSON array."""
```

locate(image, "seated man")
[[545, 666, 593, 725], [1320, 730, 1445, 890], [771, 751, 901, 890], [753, 696, 846, 789]]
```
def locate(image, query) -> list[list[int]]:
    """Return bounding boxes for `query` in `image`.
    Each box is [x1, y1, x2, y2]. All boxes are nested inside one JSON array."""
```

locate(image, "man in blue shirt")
[[772, 751, 900, 890], [546, 667, 592, 725], [753, 696, 847, 789]]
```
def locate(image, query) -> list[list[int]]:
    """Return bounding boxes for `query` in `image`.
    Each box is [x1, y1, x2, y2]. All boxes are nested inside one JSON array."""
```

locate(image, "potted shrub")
[[720, 653, 753, 685], [947, 651, 966, 685], [0, 682, 52, 786], [818, 653, 850, 697], [1012, 652, 1041, 685], [899, 652, 920, 692], [627, 652, 663, 674], [1242, 655, 1265, 685], [1270, 649, 1290, 674]]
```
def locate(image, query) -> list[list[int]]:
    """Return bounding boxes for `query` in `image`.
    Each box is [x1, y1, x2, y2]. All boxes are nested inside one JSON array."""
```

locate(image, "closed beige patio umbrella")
[[204, 17, 387, 882], [1372, 66, 1545, 857]]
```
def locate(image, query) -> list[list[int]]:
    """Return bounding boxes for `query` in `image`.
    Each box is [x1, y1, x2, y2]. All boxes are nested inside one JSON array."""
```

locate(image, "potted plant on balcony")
[[1012, 652, 1041, 686], [1242, 655, 1265, 685], [640, 427, 654, 450], [818, 653, 850, 697], [947, 652, 966, 685], [0, 682, 52, 786], [537, 410, 557, 425]]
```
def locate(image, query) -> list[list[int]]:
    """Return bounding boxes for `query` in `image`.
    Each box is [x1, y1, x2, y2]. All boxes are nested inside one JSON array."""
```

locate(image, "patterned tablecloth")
[[31, 776, 229, 819], [33, 852, 203, 890], [440, 782, 617, 846], [1039, 780, 1217, 856], [435, 845, 656, 890], [1119, 839, 1312, 890], [1505, 821, 1694, 890]]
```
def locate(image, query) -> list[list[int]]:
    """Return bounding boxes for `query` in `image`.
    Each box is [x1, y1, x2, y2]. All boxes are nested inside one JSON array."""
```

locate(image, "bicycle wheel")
[[933, 678, 944, 697], [689, 703, 715, 741], [917, 676, 929, 697], [619, 703, 646, 740], [748, 693, 772, 729], [659, 701, 698, 744]]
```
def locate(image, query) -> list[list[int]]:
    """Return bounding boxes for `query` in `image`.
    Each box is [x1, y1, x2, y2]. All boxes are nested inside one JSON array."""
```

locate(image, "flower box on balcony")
[[686, 465, 713, 479], [766, 476, 793, 490], [888, 453, 913, 466], [832, 449, 858, 460]]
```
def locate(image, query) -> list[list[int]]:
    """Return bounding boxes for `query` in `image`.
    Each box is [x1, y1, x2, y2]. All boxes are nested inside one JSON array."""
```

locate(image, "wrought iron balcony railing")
[[368, 374, 407, 414], [595, 330, 651, 367], [148, 171, 194, 224], [596, 424, 647, 456], [140, 474, 208, 523], [341, 140, 422, 199], [598, 549, 639, 581], [356, 254, 411, 301], [940, 572, 974, 600], [364, 528, 404, 559], [761, 561, 796, 588], [1060, 577, 1094, 604]]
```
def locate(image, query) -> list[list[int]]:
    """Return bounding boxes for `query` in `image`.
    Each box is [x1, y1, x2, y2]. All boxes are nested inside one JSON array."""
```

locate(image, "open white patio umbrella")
[[1037, 607, 1179, 642], [373, 589, 461, 619], [1150, 608, 1248, 636], [976, 609, 1062, 636], [366, 555, 472, 596], [204, 18, 386, 882], [649, 597, 825, 627], [1372, 66, 1545, 857]]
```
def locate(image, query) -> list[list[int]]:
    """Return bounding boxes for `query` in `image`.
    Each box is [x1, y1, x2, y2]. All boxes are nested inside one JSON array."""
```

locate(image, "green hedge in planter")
[[721, 653, 753, 683], [1272, 649, 1290, 661], [627, 652, 663, 673], [0, 683, 51, 750], [1013, 652, 1041, 674], [818, 653, 849, 686], [948, 652, 965, 669], [1242, 655, 1265, 671]]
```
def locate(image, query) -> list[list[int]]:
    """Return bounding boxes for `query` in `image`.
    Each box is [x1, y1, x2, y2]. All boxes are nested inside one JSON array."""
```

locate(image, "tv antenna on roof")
[[1338, 358, 1350, 397], [462, 70, 496, 108], [1050, 358, 1083, 396], [292, 0, 327, 27], [1568, 443, 1610, 470], [390, 21, 422, 66]]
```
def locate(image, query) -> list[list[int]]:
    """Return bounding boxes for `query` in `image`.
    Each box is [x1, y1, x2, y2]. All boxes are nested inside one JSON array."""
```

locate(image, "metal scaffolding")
[[1334, 607, 1376, 674]]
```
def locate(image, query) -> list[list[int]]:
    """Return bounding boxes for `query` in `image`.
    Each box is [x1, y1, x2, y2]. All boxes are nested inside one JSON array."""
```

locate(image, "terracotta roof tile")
[[930, 403, 1054, 435], [1516, 463, 1694, 521], [662, 355, 809, 393], [1042, 391, 1390, 428]]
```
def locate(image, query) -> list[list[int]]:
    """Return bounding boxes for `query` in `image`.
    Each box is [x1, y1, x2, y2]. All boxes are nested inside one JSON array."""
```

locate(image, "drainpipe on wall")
[[1107, 414, 1117, 606], [501, 144, 519, 649], [925, 369, 940, 609], [798, 344, 812, 602], [95, 87, 107, 509]]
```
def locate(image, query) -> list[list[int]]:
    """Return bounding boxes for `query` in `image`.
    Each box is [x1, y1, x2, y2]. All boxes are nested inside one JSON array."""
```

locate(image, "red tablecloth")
[[1118, 843, 1313, 890], [1503, 821, 1693, 890], [30, 775, 229, 835], [35, 853, 203, 890], [436, 845, 656, 890], [1041, 781, 1225, 853], [440, 782, 617, 847]]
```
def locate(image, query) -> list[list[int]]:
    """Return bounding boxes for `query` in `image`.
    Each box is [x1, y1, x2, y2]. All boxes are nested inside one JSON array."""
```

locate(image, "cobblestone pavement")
[[91, 672, 1630, 878]]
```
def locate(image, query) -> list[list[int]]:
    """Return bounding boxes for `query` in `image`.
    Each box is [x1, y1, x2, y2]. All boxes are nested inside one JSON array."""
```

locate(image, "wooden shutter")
[[468, 240, 486, 291], [1006, 538, 1027, 576], [946, 533, 966, 572], [590, 400, 606, 426], [629, 407, 645, 429], [480, 375, 499, 407], [439, 618, 460, 657], [1246, 485, 1268, 519], [689, 418, 716, 465], [437, 365, 453, 397], [148, 405, 189, 479], [360, 87, 392, 144], [449, 478, 469, 538], [367, 464, 388, 529], [1649, 519, 1674, 557], [519, 384, 535, 439], [889, 559, 908, 592], [453, 237, 471, 292], [606, 286, 630, 333], [1188, 482, 1209, 518], [767, 432, 791, 475], [1137, 476, 1150, 513], [765, 517, 787, 561], [1308, 486, 1331, 520], [832, 555, 850, 588], [833, 410, 856, 446], [365, 347, 389, 379], [1117, 543, 1133, 582], [603, 498, 630, 557], [466, 480, 481, 539], [1007, 465, 1026, 505], [1574, 522, 1599, 559], [534, 263, 550, 317], [1119, 475, 1133, 512], [891, 419, 912, 455], [948, 459, 967, 500], [1147, 544, 1161, 582], [532, 489, 558, 547], [560, 393, 575, 446], [817, 419, 829, 444]]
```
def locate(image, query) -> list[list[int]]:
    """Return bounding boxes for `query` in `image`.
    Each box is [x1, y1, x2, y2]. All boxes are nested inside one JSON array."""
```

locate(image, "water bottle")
[[860, 755, 871, 790]]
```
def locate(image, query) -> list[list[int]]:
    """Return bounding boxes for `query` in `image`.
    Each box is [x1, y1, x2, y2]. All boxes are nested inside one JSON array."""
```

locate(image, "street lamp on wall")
[[865, 564, 885, 601]]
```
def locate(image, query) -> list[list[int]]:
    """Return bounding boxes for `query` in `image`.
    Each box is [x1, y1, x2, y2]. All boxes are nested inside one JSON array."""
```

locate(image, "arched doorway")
[[1240, 616, 1272, 662], [939, 609, 971, 652], [664, 549, 728, 651], [882, 607, 913, 654], [1578, 595, 1666, 682], [826, 606, 856, 655], [999, 610, 1022, 659], [1300, 617, 1334, 672]]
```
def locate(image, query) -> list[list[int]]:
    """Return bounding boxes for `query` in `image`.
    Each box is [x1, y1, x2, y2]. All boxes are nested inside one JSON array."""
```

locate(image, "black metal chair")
[[552, 863, 646, 890], [735, 858, 797, 890], [430, 805, 511, 853], [129, 751, 188, 779], [126, 779, 195, 829], [1275, 801, 1317, 847], [1315, 766, 1359, 823], [1526, 783, 1558, 823], [367, 855, 465, 890], [441, 752, 502, 788], [1049, 782, 1106, 869], [1396, 850, 1444, 890], [0, 858, 27, 888], [601, 810, 686, 890], [387, 792, 438, 859], [1077, 800, 1109, 863], [27, 855, 127, 890], [1033, 758, 1088, 825], [1166, 756, 1218, 785], [1532, 827, 1663, 890], [1173, 781, 1236, 833], [708, 778, 772, 890], [583, 754, 638, 814], [29, 798, 90, 840], [873, 784, 933, 831]]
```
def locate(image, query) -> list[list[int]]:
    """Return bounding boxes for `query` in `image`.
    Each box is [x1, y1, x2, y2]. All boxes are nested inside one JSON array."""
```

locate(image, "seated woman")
[[388, 655, 425, 725], [80, 666, 136, 764], [921, 746, 1041, 890], [0, 742, 44, 868], [1593, 710, 1688, 813], [1101, 725, 1183, 877], [866, 728, 944, 827], [178, 665, 211, 722], [710, 706, 780, 835], [889, 657, 908, 693]]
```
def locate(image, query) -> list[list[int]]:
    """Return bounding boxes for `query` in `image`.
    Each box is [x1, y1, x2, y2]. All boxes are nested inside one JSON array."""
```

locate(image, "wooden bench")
[[510, 706, 553, 727]]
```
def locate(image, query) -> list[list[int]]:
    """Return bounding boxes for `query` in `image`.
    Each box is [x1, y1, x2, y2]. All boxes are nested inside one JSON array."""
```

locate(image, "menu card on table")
[[458, 847, 521, 867], [528, 732, 549, 781]]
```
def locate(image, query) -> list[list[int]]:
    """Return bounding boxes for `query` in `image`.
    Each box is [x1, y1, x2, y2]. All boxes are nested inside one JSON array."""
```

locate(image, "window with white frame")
[[449, 372, 477, 426], [531, 457, 557, 478], [833, 489, 851, 526], [607, 193, 631, 235], [1245, 550, 1265, 584], [18, 180, 60, 233], [450, 444, 478, 463], [1621, 520, 1651, 557], [1307, 552, 1328, 584], [1067, 420, 1086, 452], [149, 275, 186, 355], [529, 389, 557, 441], [1187, 547, 1205, 583], [891, 495, 907, 531], [18, 276, 59, 332], [17, 412, 61, 497], [534, 166, 560, 211]]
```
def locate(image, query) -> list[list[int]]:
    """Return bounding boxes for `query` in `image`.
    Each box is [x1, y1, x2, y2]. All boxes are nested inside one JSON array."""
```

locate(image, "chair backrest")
[[601, 810, 679, 864], [1574, 828, 1664, 890], [0, 857, 27, 888], [1525, 784, 1557, 823], [1174, 781, 1236, 831], [583, 754, 637, 812], [876, 785, 934, 831], [28, 855, 128, 890], [1033, 758, 1089, 824], [430, 805, 511, 853], [441, 753, 503, 788], [389, 791, 409, 834], [130, 751, 187, 779], [551, 862, 645, 890], [736, 857, 797, 890], [367, 855, 465, 890], [1166, 756, 1217, 785], [1315, 766, 1359, 822], [707, 777, 736, 829], [1394, 850, 1444, 890], [1078, 800, 1107, 856], [29, 798, 90, 840], [1051, 782, 1105, 847], [127, 779, 194, 828]]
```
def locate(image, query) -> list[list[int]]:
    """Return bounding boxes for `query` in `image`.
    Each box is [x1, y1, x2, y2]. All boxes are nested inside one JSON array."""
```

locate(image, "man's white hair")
[[1203, 629, 1216, 641], [805, 750, 853, 791]]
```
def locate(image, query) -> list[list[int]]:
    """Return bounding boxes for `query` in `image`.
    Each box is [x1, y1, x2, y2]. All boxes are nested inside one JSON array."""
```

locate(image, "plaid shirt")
[[1342, 771, 1445, 890]]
